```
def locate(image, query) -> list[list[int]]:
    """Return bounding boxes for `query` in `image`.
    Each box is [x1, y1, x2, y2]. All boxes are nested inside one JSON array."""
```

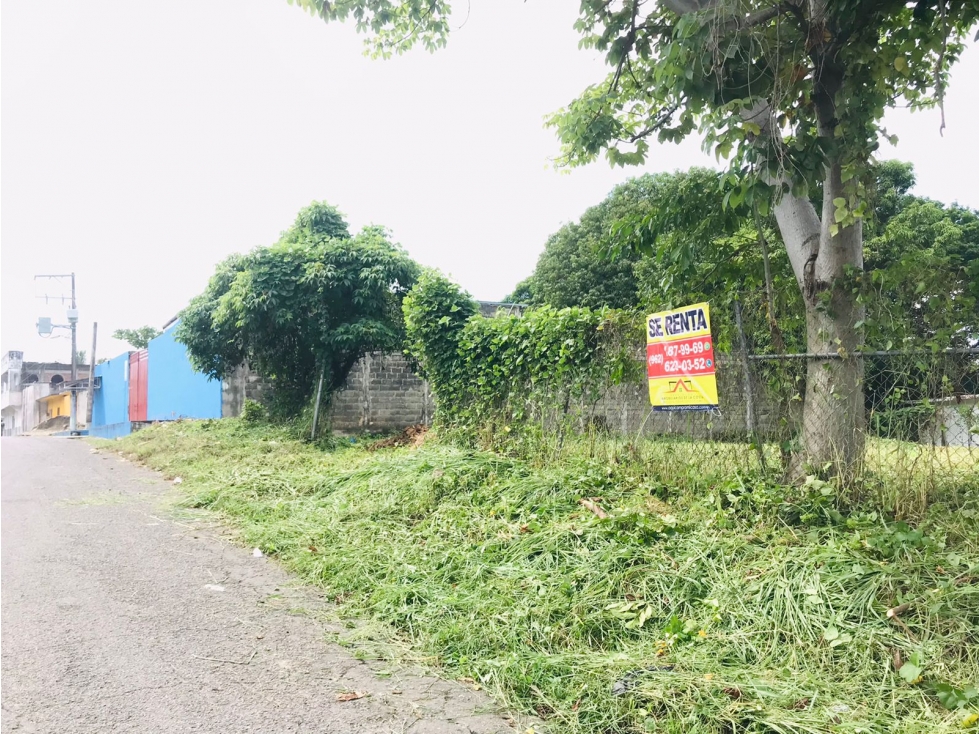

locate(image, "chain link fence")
[[579, 304, 978, 516]]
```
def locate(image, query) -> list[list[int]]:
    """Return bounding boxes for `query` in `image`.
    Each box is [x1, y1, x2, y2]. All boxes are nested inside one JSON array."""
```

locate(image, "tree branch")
[[740, 100, 821, 290], [661, 0, 793, 31], [739, 4, 790, 29]]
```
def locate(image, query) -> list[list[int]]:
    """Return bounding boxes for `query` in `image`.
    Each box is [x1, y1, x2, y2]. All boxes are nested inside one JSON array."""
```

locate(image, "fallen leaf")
[[886, 603, 910, 619], [336, 691, 368, 702], [892, 648, 903, 671], [579, 498, 608, 519]]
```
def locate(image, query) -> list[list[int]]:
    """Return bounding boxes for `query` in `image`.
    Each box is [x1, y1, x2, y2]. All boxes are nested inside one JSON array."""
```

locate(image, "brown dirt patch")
[[366, 424, 429, 451]]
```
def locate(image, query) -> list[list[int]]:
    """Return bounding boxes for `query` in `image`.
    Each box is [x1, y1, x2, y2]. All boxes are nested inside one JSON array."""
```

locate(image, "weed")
[[105, 419, 979, 733]]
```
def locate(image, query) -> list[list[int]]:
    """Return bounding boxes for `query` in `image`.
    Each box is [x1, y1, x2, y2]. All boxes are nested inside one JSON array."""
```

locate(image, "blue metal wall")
[[91, 352, 132, 438], [146, 322, 222, 421]]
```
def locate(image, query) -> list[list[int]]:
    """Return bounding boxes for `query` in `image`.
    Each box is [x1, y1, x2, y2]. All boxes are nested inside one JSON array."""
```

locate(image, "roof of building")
[[23, 362, 90, 372]]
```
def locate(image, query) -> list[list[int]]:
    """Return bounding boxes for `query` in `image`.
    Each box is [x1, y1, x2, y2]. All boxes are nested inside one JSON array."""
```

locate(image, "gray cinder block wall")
[[224, 353, 786, 438], [222, 364, 269, 418], [328, 353, 434, 433]]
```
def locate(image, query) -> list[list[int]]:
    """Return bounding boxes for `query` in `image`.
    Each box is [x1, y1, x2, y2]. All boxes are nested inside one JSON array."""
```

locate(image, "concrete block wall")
[[588, 357, 789, 439], [222, 363, 269, 419], [321, 353, 784, 438], [328, 353, 433, 433], [223, 349, 795, 441]]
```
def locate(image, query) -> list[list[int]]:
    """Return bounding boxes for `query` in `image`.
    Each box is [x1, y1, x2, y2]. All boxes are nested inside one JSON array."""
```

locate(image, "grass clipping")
[[108, 420, 979, 733]]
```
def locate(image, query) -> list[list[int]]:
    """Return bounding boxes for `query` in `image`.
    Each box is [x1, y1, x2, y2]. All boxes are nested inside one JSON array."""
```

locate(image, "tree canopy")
[[514, 161, 978, 351], [177, 204, 418, 415], [507, 176, 660, 311], [112, 326, 162, 350]]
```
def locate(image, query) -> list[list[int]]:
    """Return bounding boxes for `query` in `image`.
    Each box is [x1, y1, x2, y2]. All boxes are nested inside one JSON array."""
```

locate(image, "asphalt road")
[[1, 437, 517, 734]]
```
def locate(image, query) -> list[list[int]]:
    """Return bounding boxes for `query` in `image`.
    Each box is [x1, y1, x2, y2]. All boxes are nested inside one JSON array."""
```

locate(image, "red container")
[[128, 350, 148, 422]]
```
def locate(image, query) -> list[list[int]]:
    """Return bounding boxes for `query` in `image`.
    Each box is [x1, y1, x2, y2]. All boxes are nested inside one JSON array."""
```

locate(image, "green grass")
[[101, 419, 979, 733]]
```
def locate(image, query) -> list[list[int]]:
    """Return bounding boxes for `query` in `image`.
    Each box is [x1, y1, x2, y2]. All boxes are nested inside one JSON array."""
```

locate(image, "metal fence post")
[[311, 365, 325, 441], [734, 300, 767, 475]]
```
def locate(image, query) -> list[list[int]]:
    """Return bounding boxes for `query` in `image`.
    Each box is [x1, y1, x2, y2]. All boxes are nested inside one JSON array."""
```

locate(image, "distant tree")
[[504, 276, 536, 306], [866, 160, 918, 235], [518, 162, 977, 350], [177, 204, 419, 416], [510, 170, 739, 310], [113, 326, 162, 350], [865, 197, 979, 345]]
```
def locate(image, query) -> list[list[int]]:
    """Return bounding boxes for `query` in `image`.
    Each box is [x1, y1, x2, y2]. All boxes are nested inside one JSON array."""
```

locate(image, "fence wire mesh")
[[575, 303, 978, 518]]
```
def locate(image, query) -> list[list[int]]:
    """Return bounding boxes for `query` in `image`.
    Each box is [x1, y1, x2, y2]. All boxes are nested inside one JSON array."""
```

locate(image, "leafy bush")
[[404, 272, 641, 446], [177, 204, 418, 416], [402, 269, 478, 398], [241, 399, 268, 424]]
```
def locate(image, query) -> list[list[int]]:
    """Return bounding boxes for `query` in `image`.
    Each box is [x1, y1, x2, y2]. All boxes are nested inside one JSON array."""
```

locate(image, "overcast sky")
[[3, 1, 977, 364]]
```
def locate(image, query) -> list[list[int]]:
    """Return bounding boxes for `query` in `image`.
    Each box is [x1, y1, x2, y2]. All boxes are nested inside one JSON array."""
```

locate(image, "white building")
[[922, 395, 979, 448], [1, 351, 91, 436]]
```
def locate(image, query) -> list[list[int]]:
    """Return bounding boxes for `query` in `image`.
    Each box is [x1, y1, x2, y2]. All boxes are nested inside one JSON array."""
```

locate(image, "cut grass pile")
[[104, 419, 979, 733]]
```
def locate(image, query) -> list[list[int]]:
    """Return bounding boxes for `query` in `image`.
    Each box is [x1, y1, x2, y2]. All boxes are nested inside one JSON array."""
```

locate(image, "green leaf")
[[899, 662, 923, 683], [933, 683, 978, 710]]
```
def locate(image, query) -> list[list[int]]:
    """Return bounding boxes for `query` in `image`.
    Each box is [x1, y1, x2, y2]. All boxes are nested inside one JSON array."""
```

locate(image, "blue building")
[[146, 325, 222, 422], [89, 320, 227, 439], [90, 352, 133, 439]]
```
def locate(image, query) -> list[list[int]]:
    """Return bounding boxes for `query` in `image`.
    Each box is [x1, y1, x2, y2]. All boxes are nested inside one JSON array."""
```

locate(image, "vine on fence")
[[404, 271, 641, 444]]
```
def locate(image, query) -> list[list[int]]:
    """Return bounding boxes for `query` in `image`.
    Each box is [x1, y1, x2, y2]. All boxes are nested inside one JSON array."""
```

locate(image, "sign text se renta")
[[646, 302, 718, 411]]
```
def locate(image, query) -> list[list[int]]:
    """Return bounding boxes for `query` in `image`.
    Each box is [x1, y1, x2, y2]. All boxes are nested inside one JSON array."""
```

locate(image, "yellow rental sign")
[[646, 302, 719, 411]]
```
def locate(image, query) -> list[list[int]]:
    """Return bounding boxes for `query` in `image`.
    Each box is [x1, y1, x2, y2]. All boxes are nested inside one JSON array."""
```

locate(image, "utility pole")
[[86, 322, 98, 425], [34, 273, 79, 433], [70, 273, 77, 433]]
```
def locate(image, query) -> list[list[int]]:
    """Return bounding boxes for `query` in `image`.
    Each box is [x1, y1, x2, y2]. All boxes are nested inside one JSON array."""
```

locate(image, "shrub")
[[241, 399, 268, 424], [404, 271, 641, 446]]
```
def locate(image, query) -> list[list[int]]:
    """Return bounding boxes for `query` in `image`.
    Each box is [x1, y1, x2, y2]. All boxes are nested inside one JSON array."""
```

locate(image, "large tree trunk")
[[801, 238, 866, 479], [773, 187, 866, 480], [677, 1, 868, 480], [767, 100, 866, 480]]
